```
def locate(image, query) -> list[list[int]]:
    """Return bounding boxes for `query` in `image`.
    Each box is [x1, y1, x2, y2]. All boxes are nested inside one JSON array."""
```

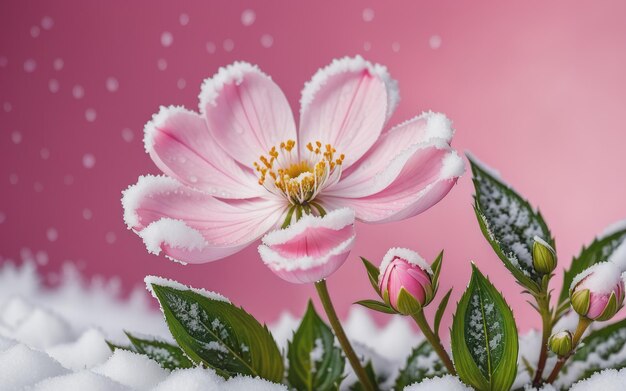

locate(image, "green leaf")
[[124, 331, 193, 370], [105, 340, 134, 352], [558, 223, 626, 304], [434, 289, 453, 338], [148, 279, 284, 382], [287, 301, 345, 391], [468, 154, 554, 291], [349, 361, 381, 391], [354, 300, 396, 314], [451, 264, 518, 391], [361, 257, 381, 295], [431, 251, 444, 290], [394, 340, 447, 390], [561, 318, 626, 385]]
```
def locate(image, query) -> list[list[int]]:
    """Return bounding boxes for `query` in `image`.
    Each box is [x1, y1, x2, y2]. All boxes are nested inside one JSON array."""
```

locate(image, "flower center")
[[253, 139, 345, 205]]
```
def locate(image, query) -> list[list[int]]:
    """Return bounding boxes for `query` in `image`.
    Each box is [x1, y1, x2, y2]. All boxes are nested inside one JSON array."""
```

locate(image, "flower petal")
[[299, 56, 397, 168], [122, 175, 285, 263], [144, 105, 263, 198], [258, 208, 356, 284], [199, 62, 297, 167], [327, 112, 454, 198], [320, 149, 465, 223]]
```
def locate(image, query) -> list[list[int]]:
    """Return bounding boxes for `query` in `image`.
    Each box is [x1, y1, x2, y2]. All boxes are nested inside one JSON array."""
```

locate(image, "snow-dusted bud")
[[378, 248, 435, 315], [548, 330, 573, 357], [570, 262, 625, 321], [532, 236, 556, 275]]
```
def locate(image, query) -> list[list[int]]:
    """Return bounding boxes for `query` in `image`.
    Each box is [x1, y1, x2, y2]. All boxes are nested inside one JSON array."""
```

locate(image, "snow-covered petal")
[[328, 112, 454, 197], [321, 147, 464, 223], [199, 62, 297, 167], [144, 105, 262, 198], [299, 56, 395, 168], [121, 175, 284, 264], [258, 208, 356, 283]]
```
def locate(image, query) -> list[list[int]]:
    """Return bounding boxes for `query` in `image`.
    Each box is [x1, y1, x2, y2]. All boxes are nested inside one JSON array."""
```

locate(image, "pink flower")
[[122, 56, 464, 265], [259, 208, 355, 283], [378, 248, 435, 313], [570, 262, 625, 321]]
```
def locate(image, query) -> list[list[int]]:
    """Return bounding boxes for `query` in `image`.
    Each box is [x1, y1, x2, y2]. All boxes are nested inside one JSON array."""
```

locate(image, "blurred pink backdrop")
[[1, 0, 625, 334]]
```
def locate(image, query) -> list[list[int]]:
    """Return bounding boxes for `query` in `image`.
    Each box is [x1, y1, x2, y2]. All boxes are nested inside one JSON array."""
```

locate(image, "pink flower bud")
[[378, 248, 434, 314], [570, 262, 625, 321]]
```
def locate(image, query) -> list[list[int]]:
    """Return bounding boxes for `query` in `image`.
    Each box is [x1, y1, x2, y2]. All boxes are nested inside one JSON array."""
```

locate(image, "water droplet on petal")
[[189, 175, 198, 183]]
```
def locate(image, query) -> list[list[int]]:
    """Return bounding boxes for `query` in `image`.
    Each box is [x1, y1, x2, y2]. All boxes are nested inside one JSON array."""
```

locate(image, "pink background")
[[1, 1, 625, 333]]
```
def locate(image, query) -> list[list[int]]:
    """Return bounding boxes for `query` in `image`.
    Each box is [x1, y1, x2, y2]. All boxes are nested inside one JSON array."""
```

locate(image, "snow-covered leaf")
[[287, 301, 345, 391], [124, 331, 193, 370], [394, 340, 446, 390], [558, 225, 626, 305], [468, 154, 554, 291], [559, 318, 626, 386], [451, 264, 518, 391], [147, 281, 284, 383]]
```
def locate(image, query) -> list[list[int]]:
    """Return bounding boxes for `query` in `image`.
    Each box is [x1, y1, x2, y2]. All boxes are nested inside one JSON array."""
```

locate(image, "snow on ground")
[[1, 259, 624, 390]]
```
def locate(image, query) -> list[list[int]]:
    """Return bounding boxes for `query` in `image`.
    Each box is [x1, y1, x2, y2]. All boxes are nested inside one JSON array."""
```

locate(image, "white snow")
[[379, 247, 433, 276], [32, 370, 130, 391], [570, 261, 622, 294], [199, 62, 269, 111], [93, 349, 169, 390], [142, 105, 191, 153], [600, 219, 626, 239], [152, 367, 223, 391], [259, 235, 355, 271], [139, 218, 208, 257], [300, 55, 400, 121], [46, 329, 113, 370], [609, 241, 626, 272], [570, 367, 626, 390], [121, 174, 181, 228], [403, 375, 472, 390], [144, 275, 230, 303], [0, 344, 69, 389], [440, 150, 466, 180]]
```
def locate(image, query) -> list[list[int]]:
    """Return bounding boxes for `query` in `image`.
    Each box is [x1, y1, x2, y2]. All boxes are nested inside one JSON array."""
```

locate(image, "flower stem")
[[411, 310, 457, 375], [532, 294, 553, 386], [545, 316, 593, 384], [315, 280, 376, 391]]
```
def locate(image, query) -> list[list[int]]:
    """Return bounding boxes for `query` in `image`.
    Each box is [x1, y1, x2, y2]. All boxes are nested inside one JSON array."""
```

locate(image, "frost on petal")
[[298, 56, 392, 168], [300, 55, 399, 121], [198, 61, 296, 166], [121, 175, 285, 264], [379, 247, 432, 276], [332, 112, 456, 197], [322, 144, 464, 223], [258, 208, 356, 283], [143, 105, 261, 198]]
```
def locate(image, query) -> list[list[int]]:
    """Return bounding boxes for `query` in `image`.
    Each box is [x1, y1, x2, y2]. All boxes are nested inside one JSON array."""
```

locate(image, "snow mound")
[[93, 349, 169, 390], [570, 367, 626, 390], [46, 329, 112, 370], [32, 370, 130, 391], [0, 344, 68, 389], [403, 375, 472, 390]]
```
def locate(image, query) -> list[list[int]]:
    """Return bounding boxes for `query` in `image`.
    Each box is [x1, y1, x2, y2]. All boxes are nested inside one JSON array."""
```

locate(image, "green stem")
[[532, 295, 553, 386], [411, 310, 457, 375], [315, 280, 376, 391], [545, 316, 593, 384], [309, 201, 327, 217], [281, 205, 296, 229]]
